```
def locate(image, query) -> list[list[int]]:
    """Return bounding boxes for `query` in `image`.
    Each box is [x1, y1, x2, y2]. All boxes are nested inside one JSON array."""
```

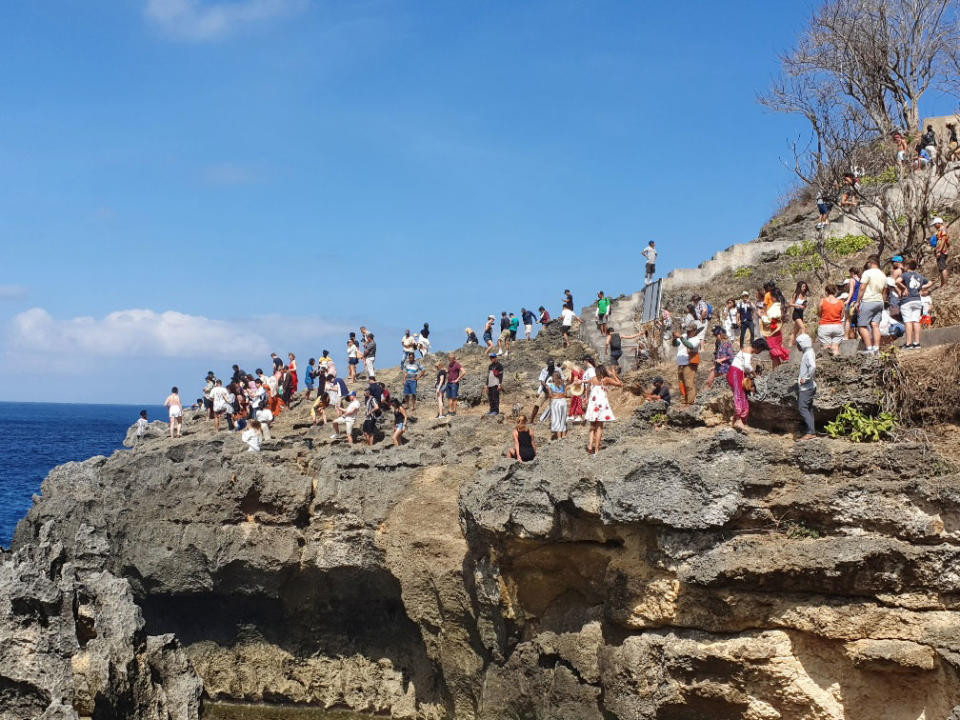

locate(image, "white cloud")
[[7, 307, 349, 359], [145, 0, 306, 41], [0, 285, 27, 300]]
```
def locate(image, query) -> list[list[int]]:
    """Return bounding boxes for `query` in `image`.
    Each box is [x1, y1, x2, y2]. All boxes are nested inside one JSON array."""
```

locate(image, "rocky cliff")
[[7, 326, 960, 719]]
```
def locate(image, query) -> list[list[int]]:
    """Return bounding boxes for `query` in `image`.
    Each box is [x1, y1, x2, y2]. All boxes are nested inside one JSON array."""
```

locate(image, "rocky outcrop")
[[8, 328, 960, 719], [0, 522, 201, 720]]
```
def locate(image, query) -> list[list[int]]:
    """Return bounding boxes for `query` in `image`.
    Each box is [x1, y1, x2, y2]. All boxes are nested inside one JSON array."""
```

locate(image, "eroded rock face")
[[9, 330, 960, 719], [0, 523, 201, 720]]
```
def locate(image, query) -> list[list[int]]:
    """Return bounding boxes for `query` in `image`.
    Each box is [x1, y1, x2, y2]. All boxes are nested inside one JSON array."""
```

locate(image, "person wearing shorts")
[[856, 256, 887, 355], [331, 391, 360, 443], [164, 387, 183, 439], [642, 241, 657, 283], [816, 284, 845, 355], [445, 354, 464, 415], [897, 260, 932, 348], [521, 307, 536, 340], [402, 353, 424, 412]]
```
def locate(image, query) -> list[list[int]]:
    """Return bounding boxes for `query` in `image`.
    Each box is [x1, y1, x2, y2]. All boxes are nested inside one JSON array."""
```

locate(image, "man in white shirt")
[[642, 241, 657, 283], [560, 306, 580, 348], [855, 256, 887, 355], [332, 391, 361, 443]]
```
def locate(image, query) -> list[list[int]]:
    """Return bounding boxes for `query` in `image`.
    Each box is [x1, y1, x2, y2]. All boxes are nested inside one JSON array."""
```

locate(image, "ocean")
[[0, 401, 167, 548]]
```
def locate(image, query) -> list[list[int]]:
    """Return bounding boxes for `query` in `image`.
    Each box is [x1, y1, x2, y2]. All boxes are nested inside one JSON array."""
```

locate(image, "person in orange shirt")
[[816, 284, 846, 356]]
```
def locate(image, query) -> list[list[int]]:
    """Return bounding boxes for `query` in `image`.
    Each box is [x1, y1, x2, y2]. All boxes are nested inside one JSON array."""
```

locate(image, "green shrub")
[[650, 412, 668, 426], [782, 520, 822, 540], [785, 240, 817, 257], [788, 256, 824, 276], [860, 166, 899, 186], [824, 406, 896, 442], [824, 234, 873, 256], [734, 266, 753, 279]]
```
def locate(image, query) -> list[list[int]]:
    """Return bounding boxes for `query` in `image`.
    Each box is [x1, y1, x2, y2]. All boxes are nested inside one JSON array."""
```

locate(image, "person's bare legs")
[[871, 323, 881, 349]]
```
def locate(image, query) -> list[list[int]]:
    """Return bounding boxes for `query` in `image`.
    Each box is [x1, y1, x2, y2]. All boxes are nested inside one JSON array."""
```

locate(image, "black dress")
[[517, 430, 536, 462]]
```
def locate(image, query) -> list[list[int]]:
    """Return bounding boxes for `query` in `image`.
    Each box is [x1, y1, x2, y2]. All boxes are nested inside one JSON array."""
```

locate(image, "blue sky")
[[1, 0, 817, 404]]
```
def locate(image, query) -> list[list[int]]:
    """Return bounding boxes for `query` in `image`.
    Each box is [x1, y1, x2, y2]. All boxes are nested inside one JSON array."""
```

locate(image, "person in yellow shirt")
[[855, 256, 887, 355]]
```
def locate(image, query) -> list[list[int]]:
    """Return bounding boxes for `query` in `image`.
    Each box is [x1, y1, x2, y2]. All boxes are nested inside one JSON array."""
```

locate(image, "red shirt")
[[447, 361, 463, 383]]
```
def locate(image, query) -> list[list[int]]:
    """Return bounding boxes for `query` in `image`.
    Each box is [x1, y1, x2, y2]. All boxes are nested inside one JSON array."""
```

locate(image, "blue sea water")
[[0, 402, 167, 548]]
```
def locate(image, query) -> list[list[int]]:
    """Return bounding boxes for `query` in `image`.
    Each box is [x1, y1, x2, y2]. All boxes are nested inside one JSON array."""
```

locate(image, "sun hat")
[[741, 290, 750, 297], [569, 380, 585, 396], [932, 217, 945, 226]]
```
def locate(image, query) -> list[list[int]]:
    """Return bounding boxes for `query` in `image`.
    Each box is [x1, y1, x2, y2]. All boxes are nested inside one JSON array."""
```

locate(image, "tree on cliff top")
[[761, 0, 960, 257]]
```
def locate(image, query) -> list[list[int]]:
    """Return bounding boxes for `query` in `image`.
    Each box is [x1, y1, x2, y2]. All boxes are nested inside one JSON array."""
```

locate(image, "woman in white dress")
[[585, 365, 622, 454], [547, 372, 568, 439]]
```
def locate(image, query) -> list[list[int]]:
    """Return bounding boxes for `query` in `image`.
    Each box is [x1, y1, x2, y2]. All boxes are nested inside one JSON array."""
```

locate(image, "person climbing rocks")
[[331, 391, 360, 443], [728, 338, 768, 433], [605, 326, 623, 374], [560, 305, 580, 347], [931, 217, 951, 286], [703, 326, 734, 391], [674, 322, 705, 404], [521, 307, 536, 340], [796, 333, 817, 441]]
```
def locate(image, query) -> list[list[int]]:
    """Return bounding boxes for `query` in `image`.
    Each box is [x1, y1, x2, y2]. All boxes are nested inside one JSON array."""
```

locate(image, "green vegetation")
[[785, 240, 817, 257], [734, 266, 754, 279], [824, 234, 872, 256], [825, 406, 896, 442], [782, 520, 822, 540], [859, 166, 898, 186], [650, 412, 668, 426]]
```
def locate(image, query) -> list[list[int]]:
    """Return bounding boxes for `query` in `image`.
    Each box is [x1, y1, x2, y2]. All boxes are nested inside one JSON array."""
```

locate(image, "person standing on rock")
[[703, 326, 734, 391], [597, 291, 611, 335], [897, 259, 933, 349], [391, 398, 408, 446], [816, 285, 845, 356], [417, 322, 431, 357], [855, 256, 887, 355], [788, 281, 809, 346], [760, 281, 791, 367], [563, 289, 574, 312], [486, 352, 504, 416], [585, 365, 621, 454], [304, 358, 317, 400], [288, 353, 299, 394], [497, 312, 512, 356], [362, 388, 380, 446], [446, 353, 464, 415], [931, 217, 951, 286], [210, 380, 231, 432], [164, 387, 183, 439], [402, 353, 424, 413], [538, 306, 551, 327], [530, 359, 557, 423], [796, 333, 817, 441], [346, 336, 360, 384], [844, 267, 862, 339], [483, 315, 496, 351], [434, 357, 448, 419], [548, 372, 569, 439], [560, 305, 580, 348], [728, 338, 768, 432], [363, 333, 377, 382], [642, 241, 657, 283], [521, 307, 536, 340], [673, 322, 705, 404], [401, 330, 417, 366], [202, 371, 216, 420]]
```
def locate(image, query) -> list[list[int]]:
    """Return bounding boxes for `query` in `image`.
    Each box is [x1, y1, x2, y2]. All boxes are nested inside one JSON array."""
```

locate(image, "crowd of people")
[[151, 215, 953, 457]]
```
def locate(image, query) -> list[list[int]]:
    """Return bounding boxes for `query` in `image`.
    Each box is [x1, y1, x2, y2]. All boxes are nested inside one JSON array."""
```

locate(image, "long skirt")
[[767, 332, 790, 362], [569, 395, 585, 417], [728, 366, 749, 420], [291, 370, 299, 393], [550, 398, 568, 433]]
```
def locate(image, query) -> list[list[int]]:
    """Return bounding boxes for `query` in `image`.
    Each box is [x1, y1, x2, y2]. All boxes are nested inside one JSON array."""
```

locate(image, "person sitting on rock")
[[506, 415, 537, 463], [642, 376, 671, 407], [241, 419, 262, 452], [331, 391, 360, 443], [464, 327, 479, 345]]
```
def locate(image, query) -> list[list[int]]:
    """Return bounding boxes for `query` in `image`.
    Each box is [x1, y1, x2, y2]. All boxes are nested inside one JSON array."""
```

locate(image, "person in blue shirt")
[[303, 358, 317, 401], [402, 353, 425, 413], [521, 307, 536, 340]]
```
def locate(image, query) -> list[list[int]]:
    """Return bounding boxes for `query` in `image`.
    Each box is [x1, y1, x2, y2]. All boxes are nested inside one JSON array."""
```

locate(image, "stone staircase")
[[580, 239, 794, 357]]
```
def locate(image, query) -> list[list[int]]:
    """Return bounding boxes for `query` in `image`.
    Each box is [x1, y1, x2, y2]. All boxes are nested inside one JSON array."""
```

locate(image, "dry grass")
[[885, 345, 960, 424]]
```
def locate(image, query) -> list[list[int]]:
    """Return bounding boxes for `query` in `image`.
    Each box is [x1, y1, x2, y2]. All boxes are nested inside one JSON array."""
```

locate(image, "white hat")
[[932, 216, 945, 226], [741, 290, 749, 296]]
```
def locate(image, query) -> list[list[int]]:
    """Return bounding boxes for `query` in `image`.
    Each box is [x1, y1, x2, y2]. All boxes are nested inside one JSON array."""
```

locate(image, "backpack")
[[706, 303, 714, 319]]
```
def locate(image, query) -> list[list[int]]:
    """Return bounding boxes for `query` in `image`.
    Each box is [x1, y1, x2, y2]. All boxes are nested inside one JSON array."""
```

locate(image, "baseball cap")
[[891, 255, 904, 262], [932, 217, 945, 226], [489, 351, 498, 358]]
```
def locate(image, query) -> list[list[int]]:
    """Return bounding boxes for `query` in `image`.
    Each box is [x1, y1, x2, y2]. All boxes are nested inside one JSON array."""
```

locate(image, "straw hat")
[[569, 381, 585, 397]]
